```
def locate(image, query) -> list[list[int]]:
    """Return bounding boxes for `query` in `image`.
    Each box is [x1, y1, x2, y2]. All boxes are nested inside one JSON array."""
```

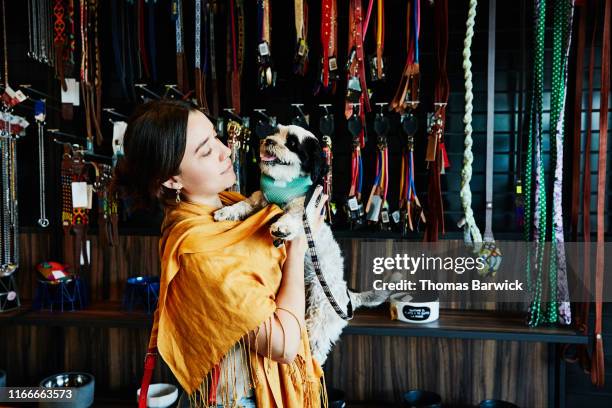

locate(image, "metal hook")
[[318, 104, 332, 115], [375, 102, 388, 115], [135, 83, 162, 100]]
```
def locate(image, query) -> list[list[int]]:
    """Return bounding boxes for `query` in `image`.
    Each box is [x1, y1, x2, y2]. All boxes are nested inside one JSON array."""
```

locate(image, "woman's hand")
[[288, 186, 328, 253]]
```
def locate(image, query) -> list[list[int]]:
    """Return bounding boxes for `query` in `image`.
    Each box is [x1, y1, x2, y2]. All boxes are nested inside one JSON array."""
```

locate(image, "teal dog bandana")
[[260, 174, 313, 207]]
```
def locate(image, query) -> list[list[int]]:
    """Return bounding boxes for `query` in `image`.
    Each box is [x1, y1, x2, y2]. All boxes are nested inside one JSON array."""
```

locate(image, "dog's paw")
[[213, 206, 243, 222], [270, 216, 301, 240]]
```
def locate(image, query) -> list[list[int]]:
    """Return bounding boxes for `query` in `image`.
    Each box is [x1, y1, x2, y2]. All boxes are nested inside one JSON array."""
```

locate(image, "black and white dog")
[[213, 124, 390, 363]]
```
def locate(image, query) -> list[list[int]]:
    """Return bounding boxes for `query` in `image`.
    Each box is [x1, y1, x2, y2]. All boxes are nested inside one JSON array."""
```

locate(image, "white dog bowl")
[[137, 383, 179, 408]]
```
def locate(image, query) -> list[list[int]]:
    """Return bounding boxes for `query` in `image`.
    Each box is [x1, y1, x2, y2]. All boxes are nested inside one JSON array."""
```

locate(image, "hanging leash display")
[[458, 0, 481, 248], [319, 104, 335, 223], [368, 0, 385, 82], [365, 103, 390, 230], [390, 0, 419, 114], [293, 0, 309, 76], [345, 105, 365, 228], [194, 0, 210, 111], [256, 0, 276, 90], [398, 112, 425, 235], [53, 0, 67, 89], [0, 112, 29, 277], [316, 0, 338, 94], [566, 0, 603, 383], [424, 0, 450, 242], [549, 0, 574, 325], [27, 0, 55, 67], [35, 100, 50, 228], [171, 0, 189, 95], [524, 0, 547, 328], [459, 0, 502, 276], [207, 0, 219, 116], [80, 0, 103, 148], [227, 0, 245, 111], [524, 0, 575, 327], [592, 0, 610, 387], [344, 0, 371, 132]]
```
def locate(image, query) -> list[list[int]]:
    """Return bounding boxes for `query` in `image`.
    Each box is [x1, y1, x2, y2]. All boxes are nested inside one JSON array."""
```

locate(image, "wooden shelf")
[[1, 302, 588, 344], [345, 306, 588, 344], [0, 301, 153, 329]]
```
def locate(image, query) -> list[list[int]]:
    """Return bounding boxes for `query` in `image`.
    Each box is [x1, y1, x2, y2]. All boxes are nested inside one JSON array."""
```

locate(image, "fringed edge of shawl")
[[183, 313, 329, 408], [182, 307, 272, 408]]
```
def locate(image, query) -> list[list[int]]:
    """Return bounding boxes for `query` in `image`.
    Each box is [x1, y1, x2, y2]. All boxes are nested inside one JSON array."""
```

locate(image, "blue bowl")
[[403, 390, 442, 408], [479, 400, 519, 408]]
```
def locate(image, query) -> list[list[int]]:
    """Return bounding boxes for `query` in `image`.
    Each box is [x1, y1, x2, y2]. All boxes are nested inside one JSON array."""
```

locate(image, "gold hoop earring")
[[175, 188, 182, 203]]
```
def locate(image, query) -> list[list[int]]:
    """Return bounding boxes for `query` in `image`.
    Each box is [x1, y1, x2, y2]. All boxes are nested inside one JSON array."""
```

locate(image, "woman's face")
[[164, 111, 235, 202]]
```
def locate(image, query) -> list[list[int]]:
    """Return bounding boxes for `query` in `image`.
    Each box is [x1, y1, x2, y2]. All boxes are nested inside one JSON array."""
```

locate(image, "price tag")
[[258, 42, 270, 56], [71, 182, 93, 209], [391, 210, 401, 224], [366, 195, 382, 222], [381, 209, 390, 224]]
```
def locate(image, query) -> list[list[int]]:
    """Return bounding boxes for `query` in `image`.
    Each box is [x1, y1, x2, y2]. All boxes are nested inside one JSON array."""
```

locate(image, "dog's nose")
[[265, 138, 276, 147]]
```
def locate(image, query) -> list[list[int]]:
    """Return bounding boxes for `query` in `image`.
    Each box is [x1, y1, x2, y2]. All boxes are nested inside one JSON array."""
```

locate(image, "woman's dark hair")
[[111, 99, 198, 211]]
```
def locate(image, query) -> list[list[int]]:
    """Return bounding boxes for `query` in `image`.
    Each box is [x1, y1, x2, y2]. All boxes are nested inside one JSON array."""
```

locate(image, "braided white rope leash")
[[459, 0, 483, 249]]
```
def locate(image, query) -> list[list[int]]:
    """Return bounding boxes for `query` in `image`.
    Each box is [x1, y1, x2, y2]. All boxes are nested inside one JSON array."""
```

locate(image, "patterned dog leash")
[[302, 211, 353, 321]]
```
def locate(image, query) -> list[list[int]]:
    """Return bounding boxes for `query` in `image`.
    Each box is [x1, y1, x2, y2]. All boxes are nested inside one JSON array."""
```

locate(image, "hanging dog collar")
[[260, 174, 313, 207]]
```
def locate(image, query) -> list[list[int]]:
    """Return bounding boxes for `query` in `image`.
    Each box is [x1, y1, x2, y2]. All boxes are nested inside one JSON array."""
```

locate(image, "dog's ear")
[[301, 137, 329, 184]]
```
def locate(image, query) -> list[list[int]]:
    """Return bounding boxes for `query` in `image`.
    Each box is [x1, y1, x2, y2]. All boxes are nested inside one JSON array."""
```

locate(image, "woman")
[[113, 100, 329, 408]]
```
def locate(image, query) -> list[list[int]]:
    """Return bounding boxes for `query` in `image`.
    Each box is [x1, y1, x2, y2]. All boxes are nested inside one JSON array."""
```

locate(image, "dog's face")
[[259, 124, 327, 183]]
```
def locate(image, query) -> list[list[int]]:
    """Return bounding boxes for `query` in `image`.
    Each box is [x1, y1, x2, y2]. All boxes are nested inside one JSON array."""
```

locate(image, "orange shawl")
[[149, 191, 327, 407]]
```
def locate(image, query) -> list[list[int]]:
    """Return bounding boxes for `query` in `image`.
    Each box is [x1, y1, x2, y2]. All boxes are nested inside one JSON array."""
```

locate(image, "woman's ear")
[[162, 176, 182, 190]]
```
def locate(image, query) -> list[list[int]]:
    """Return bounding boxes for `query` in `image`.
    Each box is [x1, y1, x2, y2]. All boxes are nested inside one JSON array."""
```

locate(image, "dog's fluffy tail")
[[348, 271, 403, 309], [349, 289, 391, 309]]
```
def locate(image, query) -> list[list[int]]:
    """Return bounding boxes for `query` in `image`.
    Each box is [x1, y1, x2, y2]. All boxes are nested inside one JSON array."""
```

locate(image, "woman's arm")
[[249, 188, 327, 364]]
